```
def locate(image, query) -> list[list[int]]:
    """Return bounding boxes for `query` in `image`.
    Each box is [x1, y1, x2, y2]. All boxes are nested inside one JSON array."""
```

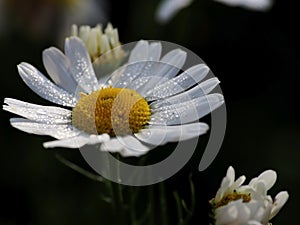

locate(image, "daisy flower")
[[71, 23, 127, 79], [155, 0, 273, 24], [3, 36, 224, 157], [71, 23, 125, 62], [210, 166, 289, 225], [155, 0, 193, 24], [214, 0, 273, 11]]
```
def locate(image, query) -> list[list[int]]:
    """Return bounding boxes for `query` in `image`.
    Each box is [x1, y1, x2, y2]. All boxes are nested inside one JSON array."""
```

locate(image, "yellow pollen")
[[72, 87, 151, 136], [214, 191, 251, 209]]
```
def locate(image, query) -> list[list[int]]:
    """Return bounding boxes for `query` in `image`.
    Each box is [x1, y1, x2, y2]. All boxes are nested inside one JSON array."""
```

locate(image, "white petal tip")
[[270, 191, 289, 219]]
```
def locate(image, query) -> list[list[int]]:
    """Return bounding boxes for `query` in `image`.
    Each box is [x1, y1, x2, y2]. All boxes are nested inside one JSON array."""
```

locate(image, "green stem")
[[130, 186, 138, 225], [173, 191, 184, 225], [136, 186, 153, 225], [55, 154, 104, 182], [111, 154, 126, 225], [159, 182, 169, 225], [111, 182, 125, 225]]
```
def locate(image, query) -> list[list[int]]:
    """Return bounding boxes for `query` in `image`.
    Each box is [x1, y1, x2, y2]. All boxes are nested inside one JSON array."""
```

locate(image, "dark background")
[[0, 0, 299, 224]]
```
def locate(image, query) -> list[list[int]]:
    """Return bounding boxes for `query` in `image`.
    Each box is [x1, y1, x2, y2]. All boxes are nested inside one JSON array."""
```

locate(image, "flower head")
[[214, 0, 273, 11], [210, 166, 289, 225], [155, 0, 193, 23], [3, 35, 224, 157], [71, 23, 127, 79], [155, 0, 273, 24], [71, 23, 125, 62]]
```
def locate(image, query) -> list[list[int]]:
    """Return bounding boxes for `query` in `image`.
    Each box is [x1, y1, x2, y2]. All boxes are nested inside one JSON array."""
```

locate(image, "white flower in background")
[[155, 0, 273, 23], [71, 23, 127, 78], [71, 23, 124, 63], [155, 0, 193, 24], [3, 36, 224, 157], [210, 166, 289, 225], [214, 0, 273, 11]]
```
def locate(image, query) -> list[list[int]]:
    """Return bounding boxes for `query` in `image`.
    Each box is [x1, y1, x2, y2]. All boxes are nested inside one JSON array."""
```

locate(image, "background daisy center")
[[214, 191, 251, 209]]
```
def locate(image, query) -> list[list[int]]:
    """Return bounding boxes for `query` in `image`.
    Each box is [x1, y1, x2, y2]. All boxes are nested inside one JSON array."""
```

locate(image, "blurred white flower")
[[210, 166, 289, 225], [214, 0, 273, 11], [71, 23, 127, 77], [71, 23, 123, 62], [3, 36, 224, 157], [155, 0, 273, 24], [155, 0, 193, 24]]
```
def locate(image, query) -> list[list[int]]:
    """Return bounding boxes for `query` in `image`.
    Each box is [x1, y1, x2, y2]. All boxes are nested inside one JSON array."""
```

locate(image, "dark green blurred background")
[[1, 0, 299, 224]]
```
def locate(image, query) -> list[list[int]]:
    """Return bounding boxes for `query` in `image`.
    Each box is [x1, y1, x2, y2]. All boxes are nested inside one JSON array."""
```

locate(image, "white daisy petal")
[[135, 122, 208, 145], [257, 170, 277, 191], [233, 202, 251, 224], [150, 78, 220, 109], [134, 48, 187, 95], [110, 41, 185, 92], [198, 78, 221, 94], [125, 74, 152, 92], [238, 185, 265, 202], [120, 147, 150, 157], [3, 98, 71, 124], [214, 0, 273, 11], [100, 137, 124, 152], [101, 136, 151, 157], [110, 41, 152, 88], [97, 73, 111, 87], [249, 177, 258, 188], [263, 197, 274, 223], [155, 49, 186, 77], [231, 175, 246, 190], [135, 48, 187, 93], [215, 201, 252, 225], [215, 166, 237, 201], [120, 136, 150, 153], [64, 37, 99, 93], [109, 62, 143, 88], [247, 221, 263, 225], [250, 170, 277, 192], [252, 205, 267, 222], [109, 40, 149, 88], [237, 206, 252, 224], [145, 64, 209, 100], [215, 205, 239, 225], [150, 94, 224, 125], [254, 181, 267, 196], [126, 62, 162, 91], [42, 47, 78, 94], [226, 166, 235, 185], [109, 62, 146, 88], [10, 118, 81, 139], [215, 177, 231, 202], [148, 42, 162, 61], [270, 191, 289, 219], [155, 0, 193, 23], [17, 63, 77, 107], [128, 40, 149, 63], [124, 42, 162, 91], [43, 133, 110, 148]]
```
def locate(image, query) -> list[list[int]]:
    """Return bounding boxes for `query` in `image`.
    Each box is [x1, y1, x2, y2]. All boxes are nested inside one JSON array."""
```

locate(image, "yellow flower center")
[[214, 191, 251, 209], [72, 87, 151, 136]]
